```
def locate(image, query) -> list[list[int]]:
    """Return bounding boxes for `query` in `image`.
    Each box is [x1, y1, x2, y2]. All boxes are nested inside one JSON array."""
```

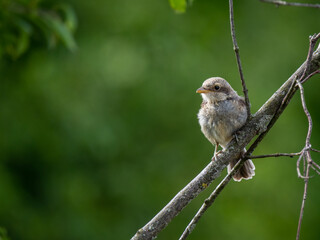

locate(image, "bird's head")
[[196, 77, 237, 102]]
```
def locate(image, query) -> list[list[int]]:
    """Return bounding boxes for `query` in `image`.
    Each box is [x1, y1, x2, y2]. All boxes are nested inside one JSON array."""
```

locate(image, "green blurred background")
[[1, 0, 320, 239]]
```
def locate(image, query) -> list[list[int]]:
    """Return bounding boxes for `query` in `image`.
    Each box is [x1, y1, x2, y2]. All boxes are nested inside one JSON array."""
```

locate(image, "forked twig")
[[295, 33, 320, 240], [295, 81, 312, 239], [301, 33, 320, 80]]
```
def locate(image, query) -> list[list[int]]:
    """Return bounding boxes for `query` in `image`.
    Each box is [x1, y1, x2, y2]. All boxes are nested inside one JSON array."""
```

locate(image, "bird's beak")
[[196, 87, 210, 93]]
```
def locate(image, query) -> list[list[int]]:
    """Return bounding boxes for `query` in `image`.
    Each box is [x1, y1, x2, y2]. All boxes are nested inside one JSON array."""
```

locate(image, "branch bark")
[[131, 42, 320, 240], [179, 156, 244, 240]]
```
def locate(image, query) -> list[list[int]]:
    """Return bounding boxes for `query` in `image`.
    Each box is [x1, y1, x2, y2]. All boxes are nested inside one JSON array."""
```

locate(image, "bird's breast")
[[198, 101, 246, 147]]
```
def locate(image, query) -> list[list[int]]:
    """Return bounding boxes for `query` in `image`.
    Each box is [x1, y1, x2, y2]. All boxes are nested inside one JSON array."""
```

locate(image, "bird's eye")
[[214, 85, 220, 90]]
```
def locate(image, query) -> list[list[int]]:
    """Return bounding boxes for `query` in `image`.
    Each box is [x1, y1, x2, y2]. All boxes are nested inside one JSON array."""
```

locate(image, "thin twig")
[[296, 152, 311, 240], [300, 69, 320, 84], [297, 154, 305, 178], [261, 0, 320, 8], [229, 0, 251, 117], [311, 160, 320, 170], [311, 148, 320, 153], [300, 33, 320, 81], [179, 158, 243, 240], [295, 80, 312, 239], [178, 3, 255, 238], [296, 81, 312, 145], [250, 152, 301, 159], [310, 164, 320, 175], [303, 153, 306, 176]]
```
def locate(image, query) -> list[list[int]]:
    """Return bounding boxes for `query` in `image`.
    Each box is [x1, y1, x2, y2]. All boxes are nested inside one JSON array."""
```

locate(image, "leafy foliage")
[[0, 0, 77, 60]]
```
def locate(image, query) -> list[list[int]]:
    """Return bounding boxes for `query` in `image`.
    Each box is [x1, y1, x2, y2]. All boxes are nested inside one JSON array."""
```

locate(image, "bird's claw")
[[212, 150, 223, 161]]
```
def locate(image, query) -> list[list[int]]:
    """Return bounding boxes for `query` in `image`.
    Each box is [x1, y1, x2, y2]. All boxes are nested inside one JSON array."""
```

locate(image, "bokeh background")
[[1, 0, 320, 239]]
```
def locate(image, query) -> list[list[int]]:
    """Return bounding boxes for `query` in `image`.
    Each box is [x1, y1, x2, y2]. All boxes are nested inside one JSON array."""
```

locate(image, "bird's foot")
[[211, 150, 223, 161]]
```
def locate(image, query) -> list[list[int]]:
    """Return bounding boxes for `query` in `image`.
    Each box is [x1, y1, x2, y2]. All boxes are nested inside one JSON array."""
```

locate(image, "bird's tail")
[[227, 149, 255, 182]]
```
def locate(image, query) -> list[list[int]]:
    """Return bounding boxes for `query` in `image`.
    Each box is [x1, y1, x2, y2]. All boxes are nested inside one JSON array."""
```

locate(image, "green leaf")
[[3, 30, 30, 59], [38, 13, 77, 51], [169, 0, 187, 13], [55, 4, 78, 32], [15, 30, 30, 58], [0, 1, 78, 59], [14, 17, 33, 35], [30, 16, 57, 49], [10, 17, 32, 58]]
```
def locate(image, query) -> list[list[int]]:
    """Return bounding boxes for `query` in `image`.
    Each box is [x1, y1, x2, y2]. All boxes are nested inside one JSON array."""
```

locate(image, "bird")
[[196, 77, 255, 182]]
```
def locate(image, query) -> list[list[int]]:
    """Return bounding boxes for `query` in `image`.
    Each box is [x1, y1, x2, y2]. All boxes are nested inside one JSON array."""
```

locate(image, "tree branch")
[[131, 38, 320, 240], [179, 159, 243, 240], [260, 0, 320, 8]]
